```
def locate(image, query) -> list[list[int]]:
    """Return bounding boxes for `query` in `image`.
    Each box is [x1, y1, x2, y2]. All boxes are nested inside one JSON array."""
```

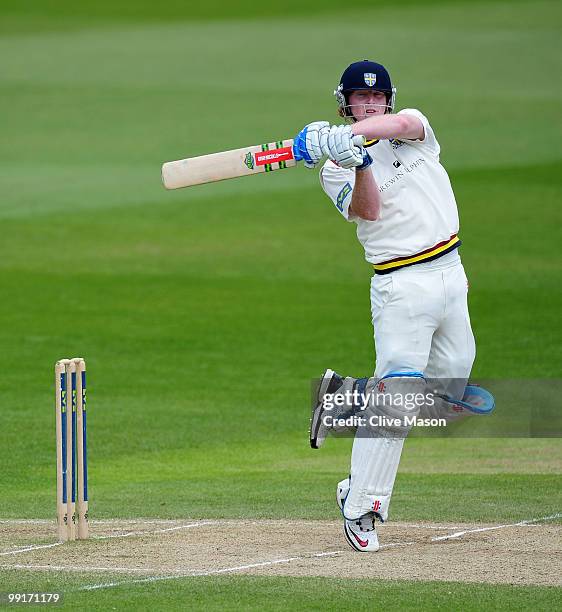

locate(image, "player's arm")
[[351, 113, 425, 141], [349, 165, 380, 221], [318, 127, 381, 221]]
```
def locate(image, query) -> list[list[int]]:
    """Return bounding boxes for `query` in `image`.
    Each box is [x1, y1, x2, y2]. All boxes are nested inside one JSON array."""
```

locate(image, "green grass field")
[[1, 0, 561, 609]]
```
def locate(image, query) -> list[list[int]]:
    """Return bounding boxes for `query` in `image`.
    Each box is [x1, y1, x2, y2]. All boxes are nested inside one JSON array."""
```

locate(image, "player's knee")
[[363, 372, 425, 436], [376, 353, 427, 378]]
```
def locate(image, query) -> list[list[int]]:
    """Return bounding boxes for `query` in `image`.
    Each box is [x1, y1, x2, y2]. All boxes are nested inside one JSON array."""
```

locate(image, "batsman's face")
[[348, 90, 388, 121]]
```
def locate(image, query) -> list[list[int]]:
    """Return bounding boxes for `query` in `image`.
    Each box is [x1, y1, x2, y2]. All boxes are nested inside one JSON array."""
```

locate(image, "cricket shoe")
[[343, 513, 380, 552], [310, 370, 370, 448], [309, 368, 345, 449], [337, 478, 380, 552]]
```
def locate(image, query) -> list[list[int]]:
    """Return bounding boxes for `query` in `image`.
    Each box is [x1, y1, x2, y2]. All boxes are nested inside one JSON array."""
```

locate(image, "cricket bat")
[[162, 139, 297, 189]]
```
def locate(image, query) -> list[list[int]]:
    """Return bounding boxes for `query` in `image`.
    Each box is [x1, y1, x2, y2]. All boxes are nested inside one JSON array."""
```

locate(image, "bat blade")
[[162, 139, 296, 189]]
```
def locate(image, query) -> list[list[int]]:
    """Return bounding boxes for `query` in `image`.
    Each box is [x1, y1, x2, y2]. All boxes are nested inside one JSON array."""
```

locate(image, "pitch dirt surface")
[[1, 517, 560, 590]]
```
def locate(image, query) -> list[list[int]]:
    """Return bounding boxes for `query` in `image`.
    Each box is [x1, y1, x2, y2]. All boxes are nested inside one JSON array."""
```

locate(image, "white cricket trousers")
[[344, 250, 476, 521]]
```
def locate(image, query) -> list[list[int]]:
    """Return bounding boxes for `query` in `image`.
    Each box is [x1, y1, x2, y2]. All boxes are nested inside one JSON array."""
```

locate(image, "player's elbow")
[[395, 114, 424, 140], [356, 209, 379, 221], [394, 115, 413, 136]]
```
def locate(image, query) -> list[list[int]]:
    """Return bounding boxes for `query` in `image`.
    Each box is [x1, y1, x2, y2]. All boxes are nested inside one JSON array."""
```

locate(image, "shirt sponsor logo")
[[379, 157, 426, 193], [336, 182, 352, 211]]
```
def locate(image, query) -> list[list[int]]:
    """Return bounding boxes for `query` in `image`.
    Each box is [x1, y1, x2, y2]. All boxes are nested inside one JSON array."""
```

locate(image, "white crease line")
[[3, 551, 346, 576], [397, 523, 464, 531], [78, 547, 413, 590], [0, 519, 211, 526], [0, 543, 63, 556], [380, 541, 416, 549], [0, 520, 52, 525], [91, 521, 220, 540], [0, 521, 219, 555], [432, 513, 562, 542], [81, 551, 349, 591], [82, 557, 305, 590], [0, 563, 157, 573], [91, 519, 206, 525]]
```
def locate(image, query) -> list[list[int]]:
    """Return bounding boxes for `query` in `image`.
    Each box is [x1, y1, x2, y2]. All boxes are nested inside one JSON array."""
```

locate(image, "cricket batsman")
[[293, 60, 494, 552]]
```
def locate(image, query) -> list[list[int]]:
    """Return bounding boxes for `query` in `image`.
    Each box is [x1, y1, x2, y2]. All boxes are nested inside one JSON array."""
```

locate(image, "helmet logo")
[[364, 73, 377, 87]]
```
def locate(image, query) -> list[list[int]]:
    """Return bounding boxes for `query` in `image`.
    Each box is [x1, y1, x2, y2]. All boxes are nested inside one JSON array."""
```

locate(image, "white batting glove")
[[293, 121, 330, 169], [323, 125, 364, 169]]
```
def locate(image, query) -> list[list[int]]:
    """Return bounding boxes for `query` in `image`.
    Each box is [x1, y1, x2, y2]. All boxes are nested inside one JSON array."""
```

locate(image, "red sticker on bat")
[[254, 147, 294, 166]]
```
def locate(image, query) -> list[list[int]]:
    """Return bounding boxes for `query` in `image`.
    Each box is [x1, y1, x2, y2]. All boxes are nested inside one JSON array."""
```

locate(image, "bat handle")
[[352, 135, 367, 147]]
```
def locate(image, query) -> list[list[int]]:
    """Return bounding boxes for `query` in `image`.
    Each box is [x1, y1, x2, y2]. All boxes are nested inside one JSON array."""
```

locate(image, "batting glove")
[[356, 149, 373, 171], [323, 125, 364, 169], [293, 121, 330, 169]]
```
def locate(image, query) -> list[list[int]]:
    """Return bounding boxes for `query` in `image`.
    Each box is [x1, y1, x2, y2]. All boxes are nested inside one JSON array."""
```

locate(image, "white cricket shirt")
[[319, 109, 460, 268]]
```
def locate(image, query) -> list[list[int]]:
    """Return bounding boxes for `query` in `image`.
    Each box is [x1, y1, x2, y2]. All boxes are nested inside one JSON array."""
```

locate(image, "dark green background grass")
[[1, 0, 561, 606]]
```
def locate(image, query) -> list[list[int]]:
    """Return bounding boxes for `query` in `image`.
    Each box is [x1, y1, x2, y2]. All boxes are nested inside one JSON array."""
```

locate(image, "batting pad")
[[343, 436, 404, 521], [343, 373, 425, 521]]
